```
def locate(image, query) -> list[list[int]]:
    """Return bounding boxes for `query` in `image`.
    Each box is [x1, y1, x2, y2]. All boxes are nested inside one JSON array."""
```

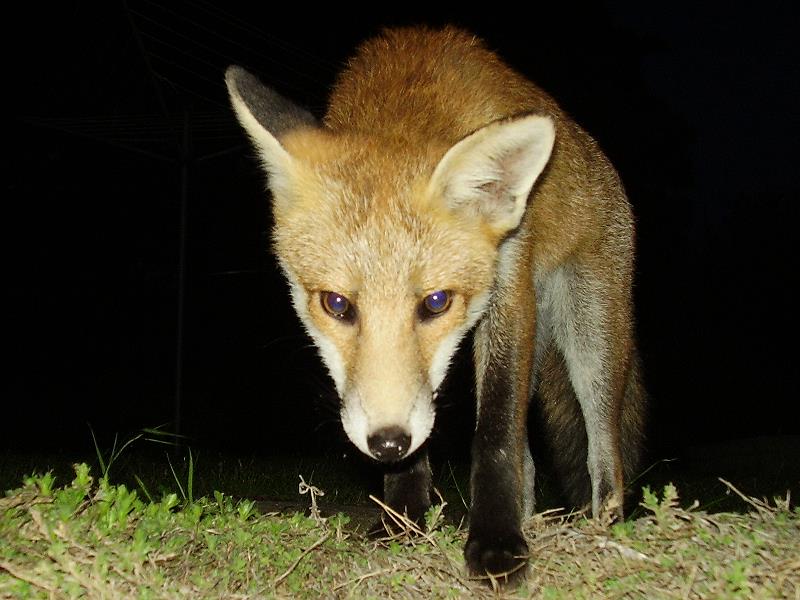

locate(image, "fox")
[[226, 26, 645, 583]]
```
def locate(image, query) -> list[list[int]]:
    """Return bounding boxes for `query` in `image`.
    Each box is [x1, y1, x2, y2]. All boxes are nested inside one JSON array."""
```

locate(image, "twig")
[[332, 568, 394, 592], [682, 564, 698, 600], [595, 537, 655, 562], [718, 478, 775, 518], [274, 532, 331, 586], [368, 494, 425, 537], [298, 475, 325, 523], [368, 494, 470, 586], [0, 561, 58, 594]]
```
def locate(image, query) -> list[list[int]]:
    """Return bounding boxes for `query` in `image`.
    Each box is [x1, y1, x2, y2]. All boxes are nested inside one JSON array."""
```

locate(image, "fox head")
[[226, 66, 554, 462]]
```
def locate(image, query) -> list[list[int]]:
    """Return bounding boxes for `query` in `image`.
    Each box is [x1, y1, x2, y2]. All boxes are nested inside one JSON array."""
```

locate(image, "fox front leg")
[[384, 446, 433, 524], [369, 446, 433, 536], [465, 279, 536, 584]]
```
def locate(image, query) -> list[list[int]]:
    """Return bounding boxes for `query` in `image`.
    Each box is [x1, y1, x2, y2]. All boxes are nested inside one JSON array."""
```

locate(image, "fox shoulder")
[[325, 26, 563, 141]]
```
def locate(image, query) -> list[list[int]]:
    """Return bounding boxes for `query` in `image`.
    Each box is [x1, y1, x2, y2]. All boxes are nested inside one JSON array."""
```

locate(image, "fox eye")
[[419, 290, 452, 320], [321, 291, 356, 322]]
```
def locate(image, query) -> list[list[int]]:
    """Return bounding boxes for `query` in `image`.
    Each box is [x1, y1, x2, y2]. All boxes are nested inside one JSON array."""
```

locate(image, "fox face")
[[226, 66, 554, 463], [273, 136, 497, 460]]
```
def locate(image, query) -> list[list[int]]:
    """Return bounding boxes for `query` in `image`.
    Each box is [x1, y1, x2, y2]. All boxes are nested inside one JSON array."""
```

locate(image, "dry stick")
[[595, 536, 655, 562], [332, 569, 393, 592], [298, 475, 325, 523], [368, 495, 474, 588], [773, 558, 800, 595], [63, 559, 106, 598], [682, 564, 699, 600], [28, 508, 50, 540], [0, 562, 59, 594], [718, 478, 775, 518], [368, 494, 426, 537], [273, 532, 331, 587], [368, 496, 527, 587]]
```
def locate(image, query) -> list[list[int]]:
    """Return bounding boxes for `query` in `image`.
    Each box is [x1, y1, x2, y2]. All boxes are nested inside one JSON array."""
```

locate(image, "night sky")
[[5, 3, 798, 466]]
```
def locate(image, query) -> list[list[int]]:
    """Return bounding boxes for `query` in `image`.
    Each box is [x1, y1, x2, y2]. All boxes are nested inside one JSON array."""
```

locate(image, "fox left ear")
[[427, 114, 555, 237], [225, 66, 317, 202]]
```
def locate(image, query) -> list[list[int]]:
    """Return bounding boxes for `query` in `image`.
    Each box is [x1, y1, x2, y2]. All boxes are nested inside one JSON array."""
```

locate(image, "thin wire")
[[186, 0, 341, 71], [146, 50, 228, 90], [130, 9, 244, 69], [155, 78, 229, 110], [24, 113, 235, 131], [137, 0, 323, 88]]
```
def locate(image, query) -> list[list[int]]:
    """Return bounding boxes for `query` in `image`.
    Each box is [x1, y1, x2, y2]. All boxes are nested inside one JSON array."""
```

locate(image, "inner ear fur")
[[427, 114, 555, 236]]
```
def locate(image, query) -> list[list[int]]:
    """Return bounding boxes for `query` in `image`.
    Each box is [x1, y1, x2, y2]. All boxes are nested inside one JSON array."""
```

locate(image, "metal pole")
[[124, 0, 169, 119], [174, 110, 190, 437]]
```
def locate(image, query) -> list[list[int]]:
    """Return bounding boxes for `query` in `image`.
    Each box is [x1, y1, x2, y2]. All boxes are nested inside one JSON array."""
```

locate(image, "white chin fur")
[[340, 400, 371, 457], [406, 395, 435, 455]]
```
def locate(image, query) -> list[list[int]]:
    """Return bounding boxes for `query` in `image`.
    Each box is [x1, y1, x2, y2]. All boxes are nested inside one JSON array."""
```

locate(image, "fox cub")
[[226, 26, 645, 583]]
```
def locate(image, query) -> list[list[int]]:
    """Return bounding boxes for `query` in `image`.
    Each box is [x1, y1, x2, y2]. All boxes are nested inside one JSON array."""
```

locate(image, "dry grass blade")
[[368, 494, 427, 538], [332, 569, 393, 592], [718, 477, 777, 518], [368, 493, 473, 589], [273, 531, 331, 586], [595, 536, 655, 562], [0, 562, 59, 595]]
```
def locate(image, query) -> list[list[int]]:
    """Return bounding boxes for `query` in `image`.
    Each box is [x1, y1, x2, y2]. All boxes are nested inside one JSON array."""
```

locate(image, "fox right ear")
[[427, 114, 555, 239], [225, 66, 317, 196]]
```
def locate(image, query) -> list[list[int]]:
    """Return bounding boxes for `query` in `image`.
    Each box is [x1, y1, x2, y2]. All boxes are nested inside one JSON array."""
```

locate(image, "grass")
[[0, 441, 471, 517], [1, 430, 797, 597], [0, 449, 374, 507], [1, 463, 798, 598]]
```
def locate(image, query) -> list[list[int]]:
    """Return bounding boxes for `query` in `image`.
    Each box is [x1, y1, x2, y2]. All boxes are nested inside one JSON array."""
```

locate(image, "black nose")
[[367, 427, 411, 462]]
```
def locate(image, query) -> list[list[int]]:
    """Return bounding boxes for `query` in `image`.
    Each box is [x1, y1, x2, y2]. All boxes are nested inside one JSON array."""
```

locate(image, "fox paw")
[[464, 529, 528, 585]]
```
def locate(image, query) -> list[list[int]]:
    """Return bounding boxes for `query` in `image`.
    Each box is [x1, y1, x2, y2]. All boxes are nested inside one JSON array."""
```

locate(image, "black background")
[[5, 2, 798, 471]]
